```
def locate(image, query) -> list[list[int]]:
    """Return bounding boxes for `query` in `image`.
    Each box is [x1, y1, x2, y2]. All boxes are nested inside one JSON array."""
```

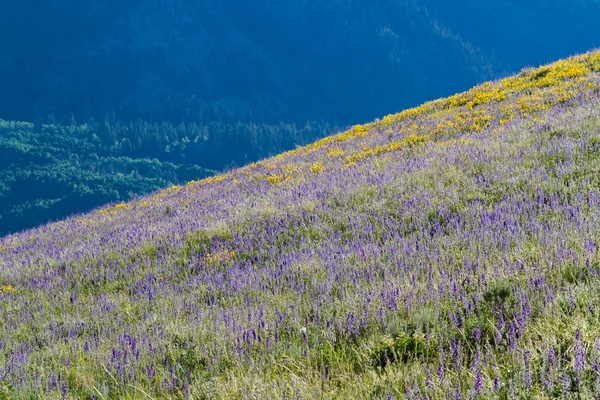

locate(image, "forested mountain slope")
[[1, 0, 599, 124], [1, 50, 600, 399]]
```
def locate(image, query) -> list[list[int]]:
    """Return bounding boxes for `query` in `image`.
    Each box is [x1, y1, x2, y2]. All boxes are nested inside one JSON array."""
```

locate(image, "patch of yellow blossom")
[[282, 164, 299, 174], [0, 246, 8, 253], [165, 185, 182, 193], [186, 176, 224, 193], [189, 176, 215, 187], [444, 92, 470, 108], [233, 178, 240, 184], [378, 114, 399, 128], [469, 111, 495, 132], [588, 51, 600, 71], [328, 147, 345, 157], [310, 162, 326, 173], [267, 175, 284, 185], [344, 134, 428, 165], [255, 173, 267, 182], [204, 250, 235, 264], [99, 202, 127, 215], [515, 94, 548, 116], [499, 57, 591, 94], [259, 163, 302, 185], [430, 111, 495, 136], [0, 285, 16, 293], [433, 119, 458, 135], [443, 82, 506, 110], [469, 84, 507, 108]]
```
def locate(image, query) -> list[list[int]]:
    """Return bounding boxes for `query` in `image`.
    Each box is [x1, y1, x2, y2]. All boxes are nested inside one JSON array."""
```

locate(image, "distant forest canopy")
[[0, 117, 334, 236], [1, 0, 599, 125]]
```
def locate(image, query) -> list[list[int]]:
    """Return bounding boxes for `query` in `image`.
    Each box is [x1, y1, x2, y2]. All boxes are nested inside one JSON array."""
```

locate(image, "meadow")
[[1, 50, 600, 398]]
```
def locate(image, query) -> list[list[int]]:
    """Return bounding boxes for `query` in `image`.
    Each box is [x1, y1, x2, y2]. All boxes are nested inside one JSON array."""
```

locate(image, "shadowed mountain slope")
[[2, 1, 599, 124]]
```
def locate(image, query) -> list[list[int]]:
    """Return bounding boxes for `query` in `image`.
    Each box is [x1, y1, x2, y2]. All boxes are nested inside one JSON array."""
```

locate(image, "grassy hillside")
[[1, 50, 600, 398]]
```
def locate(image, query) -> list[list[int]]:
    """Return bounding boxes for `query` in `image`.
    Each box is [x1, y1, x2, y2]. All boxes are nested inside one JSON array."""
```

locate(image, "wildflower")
[[300, 327, 308, 345], [310, 162, 325, 173], [560, 374, 572, 392], [508, 322, 517, 353], [574, 330, 585, 387], [438, 345, 445, 383], [474, 326, 481, 342], [474, 370, 483, 397], [522, 350, 533, 392], [0, 285, 16, 293], [495, 314, 504, 345], [425, 366, 433, 389]]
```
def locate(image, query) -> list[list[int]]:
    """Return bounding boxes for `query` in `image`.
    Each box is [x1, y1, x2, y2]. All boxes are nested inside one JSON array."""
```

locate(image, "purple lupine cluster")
[[1, 51, 600, 398]]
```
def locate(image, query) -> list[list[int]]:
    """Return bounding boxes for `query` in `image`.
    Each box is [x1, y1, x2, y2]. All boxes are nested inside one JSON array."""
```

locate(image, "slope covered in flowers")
[[1, 50, 600, 399]]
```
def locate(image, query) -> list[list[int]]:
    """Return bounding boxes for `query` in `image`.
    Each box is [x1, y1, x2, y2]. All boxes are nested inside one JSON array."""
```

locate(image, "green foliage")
[[483, 278, 513, 307], [184, 223, 234, 257], [371, 332, 438, 368], [463, 314, 496, 345], [409, 308, 439, 333]]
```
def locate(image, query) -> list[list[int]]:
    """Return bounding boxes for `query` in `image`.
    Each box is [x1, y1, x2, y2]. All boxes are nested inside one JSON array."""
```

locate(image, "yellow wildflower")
[[310, 162, 326, 173], [1, 285, 16, 293]]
